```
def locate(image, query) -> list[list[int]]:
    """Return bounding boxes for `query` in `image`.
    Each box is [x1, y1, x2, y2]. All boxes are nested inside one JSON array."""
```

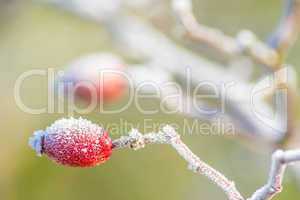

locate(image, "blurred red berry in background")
[[61, 53, 128, 103]]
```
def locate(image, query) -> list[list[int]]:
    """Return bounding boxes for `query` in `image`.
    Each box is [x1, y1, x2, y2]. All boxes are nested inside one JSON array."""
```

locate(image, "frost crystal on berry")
[[28, 117, 112, 167]]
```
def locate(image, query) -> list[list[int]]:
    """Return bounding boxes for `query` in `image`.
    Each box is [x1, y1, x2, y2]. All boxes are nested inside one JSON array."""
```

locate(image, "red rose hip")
[[61, 53, 128, 103], [29, 117, 112, 167]]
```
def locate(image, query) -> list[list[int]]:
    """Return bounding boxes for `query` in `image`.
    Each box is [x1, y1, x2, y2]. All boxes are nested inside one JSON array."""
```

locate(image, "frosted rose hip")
[[29, 117, 112, 167]]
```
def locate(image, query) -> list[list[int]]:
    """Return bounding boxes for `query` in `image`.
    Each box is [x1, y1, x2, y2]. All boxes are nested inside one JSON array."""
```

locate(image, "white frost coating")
[[28, 130, 45, 156], [29, 117, 105, 156], [45, 117, 104, 136]]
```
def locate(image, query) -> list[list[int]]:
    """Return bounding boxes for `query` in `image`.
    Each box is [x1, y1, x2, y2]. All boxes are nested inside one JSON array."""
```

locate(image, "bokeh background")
[[1, 0, 300, 200]]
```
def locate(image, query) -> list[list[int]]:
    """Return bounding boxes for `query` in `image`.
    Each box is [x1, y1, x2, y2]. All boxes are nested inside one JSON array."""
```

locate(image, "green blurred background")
[[1, 0, 300, 200]]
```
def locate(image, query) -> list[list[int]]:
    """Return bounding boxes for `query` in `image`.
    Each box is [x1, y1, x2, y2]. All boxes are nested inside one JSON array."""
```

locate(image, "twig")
[[114, 126, 300, 200], [268, 0, 300, 55], [171, 0, 282, 69], [171, 0, 238, 55], [248, 149, 300, 200], [112, 125, 244, 200]]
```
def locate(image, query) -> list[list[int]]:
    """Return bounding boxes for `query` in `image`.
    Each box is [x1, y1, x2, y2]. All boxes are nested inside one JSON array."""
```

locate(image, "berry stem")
[[112, 125, 244, 200]]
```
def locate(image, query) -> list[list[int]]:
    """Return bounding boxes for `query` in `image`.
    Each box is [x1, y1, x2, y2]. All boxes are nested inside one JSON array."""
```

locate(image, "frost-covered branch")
[[114, 126, 300, 200], [112, 125, 244, 200], [248, 149, 300, 200], [172, 0, 291, 69], [114, 128, 300, 200], [171, 0, 238, 56]]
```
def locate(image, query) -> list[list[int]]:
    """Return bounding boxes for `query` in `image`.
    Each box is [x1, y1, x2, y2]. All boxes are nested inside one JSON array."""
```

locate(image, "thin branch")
[[248, 149, 300, 200], [268, 0, 300, 55], [112, 125, 244, 200], [171, 0, 239, 56], [114, 128, 300, 200], [171, 0, 282, 68]]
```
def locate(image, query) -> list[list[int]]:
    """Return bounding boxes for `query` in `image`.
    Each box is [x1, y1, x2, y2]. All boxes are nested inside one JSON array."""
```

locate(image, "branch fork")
[[113, 126, 300, 200]]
